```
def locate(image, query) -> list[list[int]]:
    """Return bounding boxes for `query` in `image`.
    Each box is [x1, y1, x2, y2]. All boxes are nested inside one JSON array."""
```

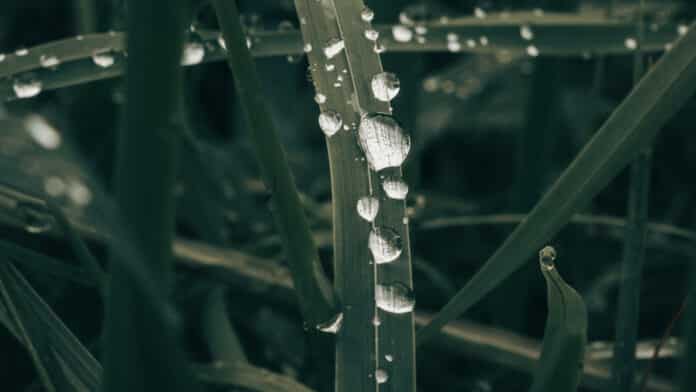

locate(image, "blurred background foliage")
[[1, 0, 695, 391]]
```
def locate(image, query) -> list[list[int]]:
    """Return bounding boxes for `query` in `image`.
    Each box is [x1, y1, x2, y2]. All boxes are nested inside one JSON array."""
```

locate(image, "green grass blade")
[[202, 287, 247, 363], [417, 23, 696, 344], [194, 362, 316, 392], [211, 0, 337, 327], [529, 247, 587, 392]]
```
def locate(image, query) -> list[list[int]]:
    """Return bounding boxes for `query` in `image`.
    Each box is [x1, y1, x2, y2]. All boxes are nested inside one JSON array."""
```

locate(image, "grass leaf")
[[417, 23, 696, 344], [194, 362, 316, 392]]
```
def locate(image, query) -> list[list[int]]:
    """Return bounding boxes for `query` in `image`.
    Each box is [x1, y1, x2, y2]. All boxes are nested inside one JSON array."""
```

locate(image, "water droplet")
[[15, 48, 29, 56], [218, 34, 227, 50], [399, 11, 413, 26], [25, 115, 61, 149], [678, 24, 689, 36], [466, 39, 477, 48], [414, 25, 427, 35], [92, 49, 116, 68], [533, 8, 545, 17], [376, 369, 389, 384], [181, 38, 205, 65], [369, 227, 402, 264], [303, 43, 313, 53], [44, 177, 66, 197], [392, 25, 413, 43], [17, 202, 54, 234], [39, 55, 60, 68], [479, 36, 489, 46], [0, 54, 5, 62], [385, 354, 393, 362], [365, 29, 379, 41], [318, 110, 343, 136], [376, 282, 415, 313], [13, 74, 43, 99], [316, 312, 343, 334], [447, 33, 458, 42], [67, 180, 92, 206], [520, 24, 534, 40], [371, 72, 400, 102], [381, 176, 408, 200], [624, 37, 637, 50], [246, 36, 253, 49], [357, 196, 379, 222], [361, 7, 375, 22], [474, 7, 487, 19], [416, 36, 426, 44], [447, 40, 462, 52], [325, 63, 335, 71], [526, 45, 539, 57], [539, 245, 556, 270], [314, 93, 327, 104], [373, 43, 386, 54], [358, 113, 411, 171], [372, 314, 381, 326], [323, 38, 345, 59]]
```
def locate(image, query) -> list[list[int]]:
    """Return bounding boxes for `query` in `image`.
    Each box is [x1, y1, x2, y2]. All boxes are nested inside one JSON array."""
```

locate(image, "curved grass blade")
[[529, 247, 587, 392], [194, 362, 316, 392], [417, 23, 696, 344], [212, 0, 338, 327], [202, 286, 247, 363]]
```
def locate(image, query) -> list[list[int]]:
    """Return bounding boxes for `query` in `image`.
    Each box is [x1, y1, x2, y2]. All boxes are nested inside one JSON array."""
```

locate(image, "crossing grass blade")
[[417, 23, 696, 344], [193, 362, 316, 392]]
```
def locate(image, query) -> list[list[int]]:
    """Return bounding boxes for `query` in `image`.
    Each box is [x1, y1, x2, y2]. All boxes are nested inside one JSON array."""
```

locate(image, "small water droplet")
[[376, 282, 415, 313], [17, 202, 54, 234], [624, 37, 637, 50], [0, 54, 5, 62], [361, 7, 375, 22], [358, 113, 411, 171], [314, 93, 327, 104], [385, 354, 393, 362], [318, 110, 343, 137], [678, 24, 689, 36], [218, 34, 227, 50], [67, 180, 92, 206], [181, 36, 205, 65], [399, 11, 413, 26], [375, 369, 389, 384], [324, 38, 345, 59], [392, 25, 413, 43], [381, 176, 408, 200], [13, 74, 43, 99], [539, 245, 556, 270], [526, 45, 539, 57], [414, 25, 427, 35], [91, 49, 116, 68], [364, 29, 380, 41], [15, 48, 29, 56], [533, 8, 545, 17], [447, 40, 462, 52], [373, 43, 386, 54], [372, 314, 381, 326], [246, 37, 253, 49], [447, 33, 458, 42], [357, 196, 379, 222], [303, 43, 313, 53], [316, 312, 343, 334], [369, 227, 402, 264], [520, 24, 534, 40], [466, 39, 477, 48], [44, 177, 66, 197], [474, 7, 487, 19], [39, 55, 60, 68], [479, 36, 489, 46], [371, 72, 400, 102], [25, 115, 61, 149]]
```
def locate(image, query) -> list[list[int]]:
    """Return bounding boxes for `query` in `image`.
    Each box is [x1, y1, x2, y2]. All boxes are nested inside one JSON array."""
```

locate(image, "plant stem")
[[211, 0, 337, 327]]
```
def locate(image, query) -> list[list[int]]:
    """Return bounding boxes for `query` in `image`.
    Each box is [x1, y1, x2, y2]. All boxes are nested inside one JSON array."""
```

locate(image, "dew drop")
[[375, 282, 415, 313], [474, 7, 487, 19], [364, 29, 380, 41], [371, 72, 400, 102], [91, 49, 116, 68], [520, 24, 534, 41], [0, 54, 5, 62], [17, 202, 54, 234], [218, 34, 227, 50], [447, 40, 462, 52], [678, 24, 689, 36], [526, 45, 539, 57], [15, 48, 29, 56], [318, 110, 343, 137], [624, 37, 637, 50], [447, 33, 458, 42], [314, 93, 327, 104], [357, 196, 379, 222], [414, 25, 427, 35], [324, 38, 345, 59], [25, 115, 61, 149], [358, 113, 411, 171], [39, 55, 60, 68], [13, 74, 43, 99], [376, 369, 389, 384], [539, 245, 556, 270], [392, 25, 413, 43], [373, 43, 386, 54], [385, 354, 393, 362], [316, 312, 343, 334], [181, 39, 205, 65], [361, 7, 375, 22], [44, 177, 66, 197], [533, 8, 545, 17], [466, 39, 477, 48], [372, 314, 382, 326], [325, 63, 335, 71], [303, 43, 313, 53], [67, 180, 92, 206], [479, 36, 489, 46], [381, 176, 408, 200], [369, 227, 402, 264]]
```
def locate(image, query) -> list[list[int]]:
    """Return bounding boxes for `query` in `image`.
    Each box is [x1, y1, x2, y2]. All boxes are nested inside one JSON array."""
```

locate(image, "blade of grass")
[[211, 0, 338, 328], [611, 3, 652, 389], [101, 0, 201, 391], [193, 362, 316, 392], [202, 286, 247, 363], [529, 248, 587, 392], [417, 23, 696, 344]]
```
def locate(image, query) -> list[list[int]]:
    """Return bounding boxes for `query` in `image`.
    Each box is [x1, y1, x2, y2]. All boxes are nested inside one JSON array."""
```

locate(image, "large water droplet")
[[369, 227, 402, 264], [520, 24, 534, 41], [539, 245, 556, 270], [392, 25, 413, 43], [324, 38, 345, 59], [316, 312, 343, 334], [92, 49, 116, 68], [375, 282, 415, 313], [375, 369, 389, 384], [318, 110, 343, 137], [17, 202, 54, 234], [358, 114, 410, 171], [371, 72, 400, 102], [526, 45, 539, 57], [39, 55, 60, 68], [381, 176, 408, 200], [15, 48, 29, 56], [624, 37, 637, 50], [361, 7, 375, 22], [182, 35, 205, 65], [25, 115, 61, 150], [13, 74, 43, 99], [357, 196, 379, 222], [364, 29, 380, 41]]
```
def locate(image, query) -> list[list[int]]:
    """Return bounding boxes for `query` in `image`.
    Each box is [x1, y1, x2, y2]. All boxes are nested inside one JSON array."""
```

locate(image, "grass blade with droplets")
[[417, 24, 696, 344]]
